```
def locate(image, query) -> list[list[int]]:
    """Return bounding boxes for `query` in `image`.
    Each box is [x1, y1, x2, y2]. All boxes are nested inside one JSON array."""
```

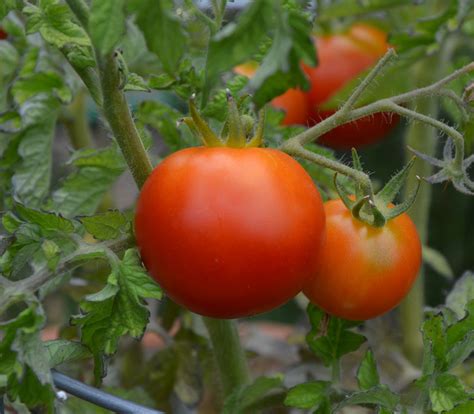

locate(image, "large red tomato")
[[234, 63, 310, 126], [303, 24, 399, 148], [135, 147, 325, 318], [303, 198, 421, 321]]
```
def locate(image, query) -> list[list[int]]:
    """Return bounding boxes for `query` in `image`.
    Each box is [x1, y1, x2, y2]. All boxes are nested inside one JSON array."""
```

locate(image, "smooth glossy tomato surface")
[[234, 63, 310, 126], [303, 24, 399, 148], [135, 147, 325, 318], [303, 198, 421, 320]]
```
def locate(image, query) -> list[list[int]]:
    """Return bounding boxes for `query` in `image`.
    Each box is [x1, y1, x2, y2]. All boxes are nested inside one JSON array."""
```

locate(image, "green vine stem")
[[62, 88, 93, 150], [0, 237, 132, 315], [399, 96, 437, 366], [281, 49, 474, 195], [98, 54, 153, 189], [399, 39, 456, 364], [203, 317, 251, 396]]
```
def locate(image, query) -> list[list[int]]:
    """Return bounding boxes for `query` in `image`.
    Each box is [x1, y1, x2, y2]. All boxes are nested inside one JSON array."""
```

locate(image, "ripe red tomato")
[[303, 24, 399, 148], [135, 147, 325, 318], [0, 28, 7, 40], [303, 198, 421, 321], [234, 63, 310, 126]]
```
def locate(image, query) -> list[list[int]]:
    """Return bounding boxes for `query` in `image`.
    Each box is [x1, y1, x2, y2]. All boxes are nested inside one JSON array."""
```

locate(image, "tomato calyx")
[[334, 149, 421, 227], [408, 138, 474, 196], [180, 91, 266, 148]]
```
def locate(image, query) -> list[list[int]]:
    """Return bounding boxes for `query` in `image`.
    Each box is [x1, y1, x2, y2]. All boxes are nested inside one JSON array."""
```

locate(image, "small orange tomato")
[[303, 23, 400, 148], [234, 63, 310, 126], [303, 198, 421, 320]]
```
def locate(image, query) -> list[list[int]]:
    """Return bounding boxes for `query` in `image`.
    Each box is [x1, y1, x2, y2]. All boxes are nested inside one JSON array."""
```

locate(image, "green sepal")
[[225, 90, 246, 148], [189, 95, 223, 147], [376, 157, 416, 205], [351, 148, 364, 199], [334, 173, 355, 211], [384, 176, 421, 220], [247, 108, 266, 147]]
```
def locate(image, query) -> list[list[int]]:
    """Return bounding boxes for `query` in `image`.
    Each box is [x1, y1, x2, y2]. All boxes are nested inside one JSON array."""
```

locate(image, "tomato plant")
[[135, 128, 325, 318], [303, 198, 421, 320], [303, 23, 400, 148]]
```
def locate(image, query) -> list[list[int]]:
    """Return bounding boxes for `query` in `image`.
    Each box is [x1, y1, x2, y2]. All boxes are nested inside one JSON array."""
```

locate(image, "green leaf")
[[90, 0, 125, 55], [149, 73, 177, 90], [124, 72, 150, 92], [79, 211, 129, 241], [202, 76, 249, 122], [223, 376, 284, 414], [316, 0, 415, 22], [249, 7, 316, 108], [306, 304, 366, 366], [137, 100, 198, 153], [423, 246, 454, 280], [445, 272, 474, 319], [0, 0, 20, 20], [446, 301, 474, 347], [421, 314, 447, 375], [23, 0, 91, 49], [429, 374, 469, 413], [204, 0, 273, 101], [334, 386, 400, 411], [2, 212, 22, 234], [135, 0, 186, 74], [45, 339, 91, 368], [446, 401, 474, 414], [52, 146, 126, 217], [14, 203, 74, 233], [0, 41, 19, 85], [12, 108, 58, 208], [71, 249, 162, 380], [446, 331, 474, 370], [284, 381, 331, 409], [357, 349, 380, 391], [0, 304, 55, 411], [12, 72, 72, 105]]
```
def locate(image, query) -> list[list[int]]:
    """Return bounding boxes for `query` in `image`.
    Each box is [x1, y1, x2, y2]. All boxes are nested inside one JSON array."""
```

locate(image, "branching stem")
[[281, 51, 474, 194]]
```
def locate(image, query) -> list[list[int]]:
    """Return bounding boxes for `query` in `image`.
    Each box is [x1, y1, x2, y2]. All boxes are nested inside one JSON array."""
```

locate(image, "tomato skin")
[[303, 199, 421, 321], [234, 63, 310, 126], [303, 24, 399, 149], [135, 147, 325, 318], [0, 28, 7, 40]]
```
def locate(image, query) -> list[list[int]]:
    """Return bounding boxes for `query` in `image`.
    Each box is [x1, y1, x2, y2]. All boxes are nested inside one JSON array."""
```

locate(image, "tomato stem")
[[62, 89, 93, 150], [65, 0, 90, 30], [99, 53, 153, 189], [203, 317, 251, 397]]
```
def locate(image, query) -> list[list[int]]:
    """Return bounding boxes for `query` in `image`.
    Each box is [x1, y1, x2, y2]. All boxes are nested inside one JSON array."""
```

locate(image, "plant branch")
[[339, 48, 396, 114], [98, 53, 153, 189], [62, 88, 93, 149], [203, 317, 251, 397], [286, 58, 474, 148], [0, 237, 133, 314], [65, 0, 90, 30], [281, 140, 374, 198]]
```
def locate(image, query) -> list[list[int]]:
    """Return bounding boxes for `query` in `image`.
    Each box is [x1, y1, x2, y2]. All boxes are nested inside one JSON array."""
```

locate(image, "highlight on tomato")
[[134, 95, 326, 319], [303, 23, 400, 149], [303, 197, 422, 321]]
